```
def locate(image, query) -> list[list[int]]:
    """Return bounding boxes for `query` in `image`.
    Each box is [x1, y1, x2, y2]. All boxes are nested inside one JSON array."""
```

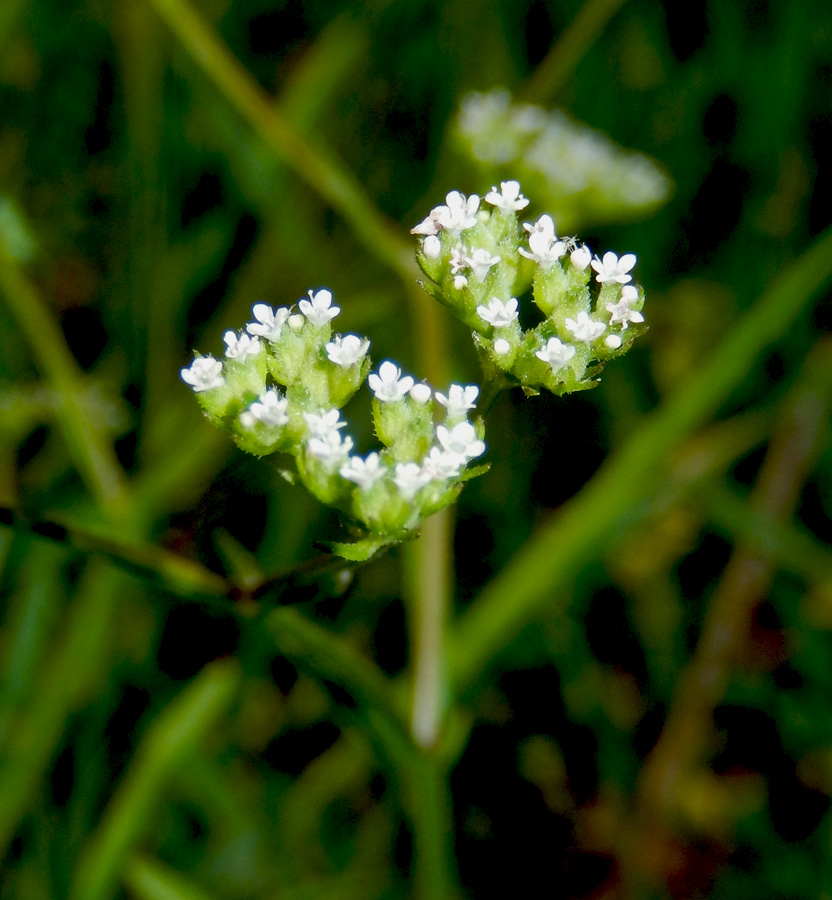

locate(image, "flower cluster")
[[456, 89, 671, 230], [180, 289, 487, 545], [412, 181, 647, 396]]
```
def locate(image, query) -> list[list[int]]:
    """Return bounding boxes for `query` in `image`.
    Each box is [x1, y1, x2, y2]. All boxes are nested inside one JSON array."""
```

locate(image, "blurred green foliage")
[[1, 0, 832, 898]]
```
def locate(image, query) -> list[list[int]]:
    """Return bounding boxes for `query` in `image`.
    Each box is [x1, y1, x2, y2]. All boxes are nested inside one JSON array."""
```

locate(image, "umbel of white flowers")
[[182, 181, 645, 552], [411, 180, 645, 396], [181, 288, 486, 544]]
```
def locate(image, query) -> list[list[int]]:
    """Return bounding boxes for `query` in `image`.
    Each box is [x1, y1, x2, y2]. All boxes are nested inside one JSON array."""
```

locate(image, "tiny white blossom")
[[485, 180, 529, 214], [564, 311, 606, 343], [423, 235, 441, 259], [523, 214, 556, 239], [325, 334, 370, 367], [450, 246, 468, 275], [239, 410, 256, 429], [437, 191, 480, 236], [288, 314, 305, 330], [466, 248, 501, 281], [591, 251, 637, 284], [422, 446, 464, 480], [181, 356, 224, 392], [368, 361, 415, 402], [436, 422, 485, 461], [223, 330, 261, 362], [409, 383, 433, 405], [453, 275, 468, 290], [570, 245, 592, 271], [307, 430, 354, 471], [249, 389, 289, 426], [493, 338, 511, 356], [393, 462, 432, 499], [604, 334, 623, 350], [519, 230, 566, 271], [299, 288, 340, 326], [304, 408, 346, 437], [477, 297, 519, 328], [436, 384, 479, 419], [536, 337, 576, 371], [246, 304, 291, 341], [410, 207, 443, 236], [605, 288, 645, 329], [340, 452, 386, 490]]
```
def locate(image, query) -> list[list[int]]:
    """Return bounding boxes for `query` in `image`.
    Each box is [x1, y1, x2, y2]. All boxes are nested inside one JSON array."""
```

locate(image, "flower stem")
[[407, 507, 453, 749]]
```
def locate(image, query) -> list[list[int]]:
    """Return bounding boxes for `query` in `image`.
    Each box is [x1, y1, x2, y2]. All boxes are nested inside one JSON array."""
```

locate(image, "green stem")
[[407, 508, 452, 749]]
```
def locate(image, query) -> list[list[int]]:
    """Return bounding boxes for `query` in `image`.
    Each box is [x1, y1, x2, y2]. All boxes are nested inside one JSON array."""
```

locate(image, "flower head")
[[246, 304, 291, 341], [436, 191, 480, 236], [605, 285, 645, 329], [181, 356, 224, 392], [523, 214, 556, 239], [536, 338, 576, 372], [450, 245, 468, 275], [436, 422, 486, 461], [519, 230, 565, 271], [249, 388, 289, 426], [223, 331, 261, 362], [564, 311, 606, 343], [485, 180, 529, 214], [307, 430, 354, 471], [325, 334, 370, 367], [299, 288, 340, 326], [393, 462, 432, 500], [422, 447, 464, 480], [591, 251, 637, 284], [304, 408, 346, 437], [340, 452, 386, 490], [436, 384, 479, 419], [410, 207, 443, 236], [368, 361, 415, 402], [466, 248, 501, 281], [477, 296, 519, 328]]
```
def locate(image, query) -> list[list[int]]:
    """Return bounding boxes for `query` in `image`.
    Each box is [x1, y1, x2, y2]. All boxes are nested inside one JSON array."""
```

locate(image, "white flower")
[[493, 338, 511, 356], [340, 452, 386, 490], [304, 408, 346, 437], [298, 288, 340, 326], [477, 297, 519, 328], [325, 334, 370, 367], [307, 430, 354, 471], [368, 361, 415, 402], [436, 422, 485, 461], [436, 384, 479, 418], [436, 191, 480, 236], [288, 314, 305, 330], [249, 389, 289, 426], [393, 462, 432, 499], [523, 214, 556, 239], [422, 447, 464, 480], [605, 285, 645, 329], [536, 337, 576, 371], [604, 334, 623, 350], [485, 180, 529, 214], [246, 304, 291, 341], [223, 330, 261, 362], [410, 207, 443, 236], [591, 251, 637, 284], [519, 230, 566, 271], [453, 275, 468, 290], [181, 356, 224, 392], [570, 245, 592, 271], [450, 246, 468, 275], [423, 235, 441, 259], [564, 311, 606, 343], [466, 248, 501, 281], [409, 383, 433, 405]]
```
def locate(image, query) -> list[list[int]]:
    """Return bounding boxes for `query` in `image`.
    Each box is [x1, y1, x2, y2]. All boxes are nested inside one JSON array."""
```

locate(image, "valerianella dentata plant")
[[182, 182, 645, 559]]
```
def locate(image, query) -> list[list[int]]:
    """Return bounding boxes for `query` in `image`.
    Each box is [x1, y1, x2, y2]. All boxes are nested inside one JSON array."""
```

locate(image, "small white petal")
[[604, 334, 623, 350], [409, 383, 433, 405], [423, 235, 441, 259], [493, 338, 511, 356]]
